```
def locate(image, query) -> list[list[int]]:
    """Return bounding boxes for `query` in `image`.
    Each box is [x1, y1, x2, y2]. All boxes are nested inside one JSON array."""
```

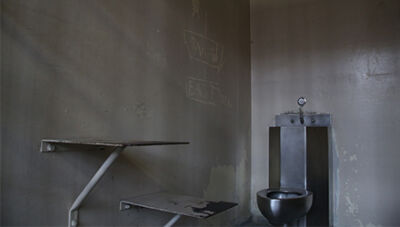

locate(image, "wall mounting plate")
[[275, 113, 331, 127]]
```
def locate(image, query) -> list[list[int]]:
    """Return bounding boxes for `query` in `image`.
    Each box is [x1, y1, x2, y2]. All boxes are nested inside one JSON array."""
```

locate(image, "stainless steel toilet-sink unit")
[[257, 98, 332, 226]]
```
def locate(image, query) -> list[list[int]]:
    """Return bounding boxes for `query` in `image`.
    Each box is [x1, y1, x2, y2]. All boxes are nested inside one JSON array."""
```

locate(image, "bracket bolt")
[[44, 143, 56, 152], [71, 220, 77, 227]]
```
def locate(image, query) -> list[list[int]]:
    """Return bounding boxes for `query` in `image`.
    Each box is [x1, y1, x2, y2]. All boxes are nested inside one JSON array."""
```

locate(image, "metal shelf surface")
[[40, 139, 189, 152], [120, 192, 237, 219]]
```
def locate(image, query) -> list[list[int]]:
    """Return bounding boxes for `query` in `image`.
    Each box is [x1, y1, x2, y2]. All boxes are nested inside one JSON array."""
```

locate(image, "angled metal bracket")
[[164, 214, 182, 227], [120, 202, 181, 227], [69, 147, 125, 227]]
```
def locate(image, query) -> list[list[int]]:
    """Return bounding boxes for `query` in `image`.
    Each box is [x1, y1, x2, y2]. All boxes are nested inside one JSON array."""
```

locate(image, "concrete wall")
[[1, 0, 251, 226], [0, 0, 2, 223], [251, 0, 400, 226]]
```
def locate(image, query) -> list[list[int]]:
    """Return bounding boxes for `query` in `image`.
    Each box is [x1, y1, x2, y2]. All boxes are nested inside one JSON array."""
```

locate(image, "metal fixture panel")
[[269, 127, 280, 188], [275, 113, 331, 127], [120, 192, 237, 219], [268, 112, 331, 226], [306, 127, 329, 226], [280, 127, 306, 189]]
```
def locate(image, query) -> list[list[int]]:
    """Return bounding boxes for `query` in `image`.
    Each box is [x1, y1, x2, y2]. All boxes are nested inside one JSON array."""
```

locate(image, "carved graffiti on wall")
[[192, 0, 200, 18], [186, 77, 231, 108], [184, 30, 224, 71]]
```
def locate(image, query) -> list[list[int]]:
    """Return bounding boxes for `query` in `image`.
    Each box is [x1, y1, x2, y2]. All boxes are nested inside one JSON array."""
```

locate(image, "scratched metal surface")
[[121, 192, 237, 218]]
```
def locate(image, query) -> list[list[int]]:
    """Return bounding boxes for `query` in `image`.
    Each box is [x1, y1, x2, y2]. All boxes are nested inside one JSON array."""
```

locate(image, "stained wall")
[[1, 0, 251, 225], [251, 0, 400, 226]]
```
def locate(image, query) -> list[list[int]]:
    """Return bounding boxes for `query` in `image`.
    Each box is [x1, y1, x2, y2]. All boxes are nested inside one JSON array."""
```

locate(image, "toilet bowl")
[[257, 188, 313, 225]]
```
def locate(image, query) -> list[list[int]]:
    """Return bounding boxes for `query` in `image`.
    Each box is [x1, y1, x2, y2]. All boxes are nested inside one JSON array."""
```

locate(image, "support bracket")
[[68, 147, 124, 227], [120, 201, 182, 227]]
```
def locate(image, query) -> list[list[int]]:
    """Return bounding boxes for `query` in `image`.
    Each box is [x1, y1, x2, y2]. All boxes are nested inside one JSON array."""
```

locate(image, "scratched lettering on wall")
[[184, 30, 224, 71], [192, 0, 200, 18], [186, 77, 231, 107]]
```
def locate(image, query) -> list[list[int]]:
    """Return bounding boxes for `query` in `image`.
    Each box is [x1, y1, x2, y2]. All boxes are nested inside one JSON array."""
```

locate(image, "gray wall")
[[1, 0, 251, 226], [251, 0, 400, 226], [0, 0, 2, 223]]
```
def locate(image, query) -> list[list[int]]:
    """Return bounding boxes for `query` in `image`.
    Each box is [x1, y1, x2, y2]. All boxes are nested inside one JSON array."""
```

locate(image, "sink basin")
[[257, 188, 313, 225]]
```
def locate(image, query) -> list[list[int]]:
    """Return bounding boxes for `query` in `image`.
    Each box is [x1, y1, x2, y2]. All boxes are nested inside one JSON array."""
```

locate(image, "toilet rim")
[[257, 188, 312, 200]]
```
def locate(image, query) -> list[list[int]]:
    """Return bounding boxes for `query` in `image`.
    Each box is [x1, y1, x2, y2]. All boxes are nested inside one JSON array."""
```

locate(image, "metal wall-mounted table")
[[120, 192, 238, 227], [40, 139, 189, 227]]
